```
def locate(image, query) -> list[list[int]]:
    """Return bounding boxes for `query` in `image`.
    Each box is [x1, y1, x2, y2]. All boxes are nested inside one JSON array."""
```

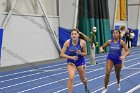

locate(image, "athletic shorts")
[[107, 56, 122, 65], [67, 58, 85, 67]]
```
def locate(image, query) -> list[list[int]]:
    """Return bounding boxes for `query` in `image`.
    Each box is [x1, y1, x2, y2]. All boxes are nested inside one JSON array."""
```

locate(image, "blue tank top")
[[67, 38, 85, 63], [108, 39, 122, 59]]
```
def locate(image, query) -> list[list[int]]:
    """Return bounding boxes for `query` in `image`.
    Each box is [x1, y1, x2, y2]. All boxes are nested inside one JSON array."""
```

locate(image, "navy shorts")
[[107, 56, 122, 65], [67, 58, 85, 67]]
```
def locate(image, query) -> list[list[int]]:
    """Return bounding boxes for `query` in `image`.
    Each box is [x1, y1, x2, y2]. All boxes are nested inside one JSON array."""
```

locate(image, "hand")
[[120, 55, 125, 60], [70, 56, 78, 60], [100, 47, 104, 53], [77, 50, 82, 56]]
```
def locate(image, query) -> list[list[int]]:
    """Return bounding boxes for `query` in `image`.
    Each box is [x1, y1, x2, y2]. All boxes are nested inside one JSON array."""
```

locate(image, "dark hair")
[[113, 29, 121, 38], [129, 29, 133, 33], [114, 29, 120, 34], [71, 29, 86, 41]]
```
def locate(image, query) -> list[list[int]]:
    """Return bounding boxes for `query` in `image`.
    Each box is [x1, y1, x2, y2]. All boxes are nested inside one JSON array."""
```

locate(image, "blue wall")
[[0, 29, 3, 61]]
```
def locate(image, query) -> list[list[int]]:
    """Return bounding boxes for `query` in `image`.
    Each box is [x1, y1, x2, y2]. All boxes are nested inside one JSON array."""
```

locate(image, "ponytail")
[[71, 29, 87, 41]]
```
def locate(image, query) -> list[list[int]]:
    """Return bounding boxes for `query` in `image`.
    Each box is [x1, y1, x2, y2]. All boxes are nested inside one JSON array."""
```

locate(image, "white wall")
[[0, 14, 59, 67], [138, 3, 140, 45], [0, 0, 57, 15], [128, 0, 140, 45], [128, 0, 140, 4], [127, 0, 139, 29], [108, 0, 116, 30], [0, 0, 60, 67], [128, 5, 139, 29], [59, 0, 76, 29]]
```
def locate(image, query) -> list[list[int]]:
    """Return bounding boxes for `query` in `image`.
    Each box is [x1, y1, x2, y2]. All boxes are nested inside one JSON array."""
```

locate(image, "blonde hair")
[[120, 26, 125, 30]]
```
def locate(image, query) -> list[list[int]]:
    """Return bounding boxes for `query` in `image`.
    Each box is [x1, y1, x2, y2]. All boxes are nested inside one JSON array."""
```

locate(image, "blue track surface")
[[0, 47, 140, 93]]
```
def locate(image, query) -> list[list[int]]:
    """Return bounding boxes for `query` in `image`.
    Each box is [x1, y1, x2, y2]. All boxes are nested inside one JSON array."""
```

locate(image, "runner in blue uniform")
[[60, 29, 89, 93], [100, 29, 130, 93]]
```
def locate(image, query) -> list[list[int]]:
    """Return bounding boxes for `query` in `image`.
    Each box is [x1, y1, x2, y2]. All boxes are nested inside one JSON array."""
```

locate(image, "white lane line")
[[0, 50, 140, 92], [17, 57, 140, 93], [126, 84, 140, 93], [0, 57, 106, 83], [1, 58, 137, 92], [0, 64, 105, 90], [0, 52, 140, 91], [92, 71, 140, 93], [54, 61, 140, 93], [0, 63, 67, 78], [0, 47, 139, 78], [1, 51, 139, 83], [123, 67, 140, 70]]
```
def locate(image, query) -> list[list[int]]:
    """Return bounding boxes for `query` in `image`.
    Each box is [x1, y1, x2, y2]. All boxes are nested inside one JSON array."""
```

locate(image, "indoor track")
[[0, 46, 140, 93]]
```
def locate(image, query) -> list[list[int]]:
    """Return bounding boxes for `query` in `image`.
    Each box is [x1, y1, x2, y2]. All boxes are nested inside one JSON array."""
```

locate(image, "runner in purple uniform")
[[100, 29, 130, 93], [60, 29, 89, 93]]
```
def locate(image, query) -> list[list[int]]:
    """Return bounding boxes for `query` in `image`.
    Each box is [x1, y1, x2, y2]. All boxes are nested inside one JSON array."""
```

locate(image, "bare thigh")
[[114, 64, 122, 74], [67, 63, 77, 79], [106, 59, 114, 74], [77, 65, 86, 80]]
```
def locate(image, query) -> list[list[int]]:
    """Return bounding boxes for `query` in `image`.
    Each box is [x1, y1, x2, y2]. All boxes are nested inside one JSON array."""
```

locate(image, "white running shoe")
[[101, 88, 107, 93], [117, 83, 121, 91]]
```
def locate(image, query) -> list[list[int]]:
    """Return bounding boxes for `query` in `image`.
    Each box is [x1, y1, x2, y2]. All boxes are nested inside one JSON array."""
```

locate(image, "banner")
[[120, 0, 127, 20], [115, 0, 120, 21]]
